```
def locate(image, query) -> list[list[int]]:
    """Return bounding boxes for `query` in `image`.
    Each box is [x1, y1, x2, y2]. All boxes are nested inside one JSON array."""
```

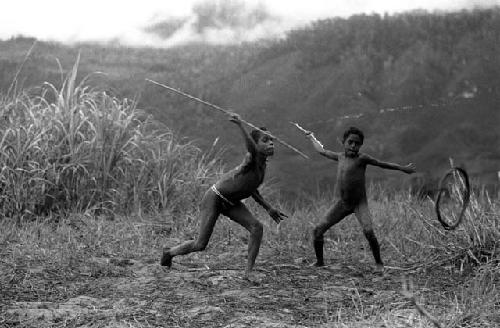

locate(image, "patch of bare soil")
[[2, 251, 465, 328]]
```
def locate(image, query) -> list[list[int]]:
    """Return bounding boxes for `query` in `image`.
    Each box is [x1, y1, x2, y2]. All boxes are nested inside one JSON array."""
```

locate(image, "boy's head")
[[342, 126, 364, 143], [251, 127, 274, 156], [342, 126, 364, 157]]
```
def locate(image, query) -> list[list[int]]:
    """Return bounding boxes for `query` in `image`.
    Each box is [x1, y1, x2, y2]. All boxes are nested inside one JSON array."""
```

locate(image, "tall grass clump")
[[374, 185, 500, 268], [0, 56, 223, 220]]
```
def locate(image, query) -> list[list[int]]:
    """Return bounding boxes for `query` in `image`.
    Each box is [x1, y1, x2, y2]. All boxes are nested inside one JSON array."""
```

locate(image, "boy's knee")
[[363, 229, 377, 242], [251, 222, 263, 236], [360, 222, 373, 234], [313, 226, 324, 241], [193, 240, 209, 252], [248, 221, 263, 238]]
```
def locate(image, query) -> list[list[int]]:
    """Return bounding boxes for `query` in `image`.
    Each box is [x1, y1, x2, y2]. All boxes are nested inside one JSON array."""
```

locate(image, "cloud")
[[1, 0, 499, 47], [142, 0, 500, 47], [144, 0, 287, 46]]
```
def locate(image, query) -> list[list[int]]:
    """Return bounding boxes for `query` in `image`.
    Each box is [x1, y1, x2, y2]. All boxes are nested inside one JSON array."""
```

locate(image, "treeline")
[[263, 9, 500, 101]]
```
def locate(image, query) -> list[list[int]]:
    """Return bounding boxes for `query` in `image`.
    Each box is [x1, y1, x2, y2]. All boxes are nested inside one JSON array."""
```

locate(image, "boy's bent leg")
[[364, 230, 383, 268], [313, 201, 352, 266], [161, 191, 220, 267], [223, 203, 263, 278], [355, 202, 383, 267], [313, 239, 324, 267], [160, 250, 173, 267]]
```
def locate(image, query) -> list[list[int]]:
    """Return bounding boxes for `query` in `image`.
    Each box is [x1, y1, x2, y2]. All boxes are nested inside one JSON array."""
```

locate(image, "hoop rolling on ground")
[[434, 166, 471, 230], [146, 79, 309, 160]]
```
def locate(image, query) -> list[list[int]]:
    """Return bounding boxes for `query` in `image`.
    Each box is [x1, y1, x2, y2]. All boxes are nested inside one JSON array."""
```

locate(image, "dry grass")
[[1, 187, 498, 327]]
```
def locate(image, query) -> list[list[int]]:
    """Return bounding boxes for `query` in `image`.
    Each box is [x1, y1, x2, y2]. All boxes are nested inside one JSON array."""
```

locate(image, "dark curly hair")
[[250, 127, 268, 142], [342, 126, 364, 143]]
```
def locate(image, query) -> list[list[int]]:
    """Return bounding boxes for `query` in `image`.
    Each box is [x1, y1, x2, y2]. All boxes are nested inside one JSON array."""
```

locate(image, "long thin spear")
[[146, 78, 309, 159]]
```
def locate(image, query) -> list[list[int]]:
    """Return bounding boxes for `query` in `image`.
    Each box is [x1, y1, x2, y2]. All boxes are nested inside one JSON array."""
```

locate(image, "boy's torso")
[[215, 153, 265, 201], [335, 153, 367, 205]]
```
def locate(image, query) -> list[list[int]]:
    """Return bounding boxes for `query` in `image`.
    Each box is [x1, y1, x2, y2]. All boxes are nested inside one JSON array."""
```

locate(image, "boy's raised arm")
[[251, 190, 288, 224], [230, 113, 257, 154], [306, 133, 339, 161], [365, 155, 416, 174]]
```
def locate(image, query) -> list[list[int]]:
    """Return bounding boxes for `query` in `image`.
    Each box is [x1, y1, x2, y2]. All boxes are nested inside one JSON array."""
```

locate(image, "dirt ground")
[[2, 246, 467, 328]]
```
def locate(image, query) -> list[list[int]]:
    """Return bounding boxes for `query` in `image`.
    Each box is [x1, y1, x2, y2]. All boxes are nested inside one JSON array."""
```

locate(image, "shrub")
[[0, 56, 223, 219]]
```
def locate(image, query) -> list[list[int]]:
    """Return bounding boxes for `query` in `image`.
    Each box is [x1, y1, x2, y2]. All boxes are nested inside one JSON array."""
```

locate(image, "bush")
[[0, 57, 224, 219]]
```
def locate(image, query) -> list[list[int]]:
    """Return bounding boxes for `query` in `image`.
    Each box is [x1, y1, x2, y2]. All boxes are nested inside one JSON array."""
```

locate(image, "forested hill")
[[1, 8, 499, 194], [218, 9, 500, 193]]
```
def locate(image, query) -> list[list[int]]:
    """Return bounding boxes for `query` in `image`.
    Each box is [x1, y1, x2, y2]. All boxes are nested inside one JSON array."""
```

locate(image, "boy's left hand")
[[229, 113, 242, 125], [402, 163, 416, 174], [268, 208, 288, 224]]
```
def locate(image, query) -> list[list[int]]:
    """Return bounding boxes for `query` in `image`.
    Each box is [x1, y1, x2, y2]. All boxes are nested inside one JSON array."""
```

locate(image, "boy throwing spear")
[[161, 114, 288, 280], [294, 123, 416, 273]]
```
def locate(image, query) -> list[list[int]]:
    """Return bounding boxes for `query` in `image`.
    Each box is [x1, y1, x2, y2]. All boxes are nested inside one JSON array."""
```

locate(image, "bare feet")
[[374, 263, 385, 276], [243, 269, 252, 281], [160, 250, 173, 267], [243, 270, 263, 285]]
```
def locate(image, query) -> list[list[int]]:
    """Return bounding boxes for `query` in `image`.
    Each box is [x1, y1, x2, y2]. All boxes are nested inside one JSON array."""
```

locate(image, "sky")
[[1, 0, 499, 47]]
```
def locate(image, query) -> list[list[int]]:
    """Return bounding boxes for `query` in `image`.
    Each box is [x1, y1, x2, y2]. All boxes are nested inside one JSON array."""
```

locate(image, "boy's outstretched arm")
[[251, 190, 288, 224], [229, 113, 257, 154], [365, 155, 416, 174], [306, 132, 339, 161]]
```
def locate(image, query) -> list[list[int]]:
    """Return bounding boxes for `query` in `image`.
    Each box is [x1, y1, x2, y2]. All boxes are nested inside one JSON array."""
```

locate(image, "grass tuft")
[[0, 60, 224, 219]]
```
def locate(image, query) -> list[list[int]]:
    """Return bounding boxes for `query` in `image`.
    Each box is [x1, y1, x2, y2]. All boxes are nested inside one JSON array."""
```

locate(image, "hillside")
[[1, 8, 499, 195], [221, 9, 500, 193]]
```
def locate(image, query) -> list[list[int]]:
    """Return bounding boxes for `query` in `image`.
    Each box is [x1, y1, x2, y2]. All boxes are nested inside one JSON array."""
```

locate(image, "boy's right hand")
[[402, 163, 417, 174], [229, 113, 242, 125], [303, 130, 315, 140], [291, 123, 313, 137], [268, 208, 288, 224]]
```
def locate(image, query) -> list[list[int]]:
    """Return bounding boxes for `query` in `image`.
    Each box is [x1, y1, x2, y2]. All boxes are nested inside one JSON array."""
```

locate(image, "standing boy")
[[161, 114, 287, 279], [304, 126, 415, 272]]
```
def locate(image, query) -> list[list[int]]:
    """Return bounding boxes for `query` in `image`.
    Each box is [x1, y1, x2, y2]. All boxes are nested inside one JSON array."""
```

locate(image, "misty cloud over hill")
[[2, 0, 499, 47], [144, 0, 285, 46]]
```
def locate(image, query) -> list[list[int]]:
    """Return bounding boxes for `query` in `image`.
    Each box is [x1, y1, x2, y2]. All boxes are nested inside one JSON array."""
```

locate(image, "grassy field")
[[1, 187, 498, 327], [0, 67, 499, 327]]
